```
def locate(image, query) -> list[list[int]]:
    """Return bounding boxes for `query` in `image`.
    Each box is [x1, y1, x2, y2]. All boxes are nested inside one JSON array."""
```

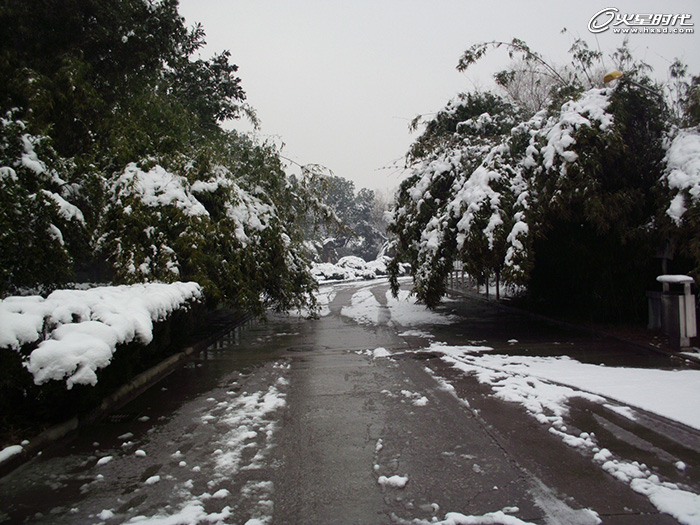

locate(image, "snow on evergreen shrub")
[[0, 113, 85, 294], [663, 127, 700, 225], [310, 256, 406, 283], [0, 282, 202, 388]]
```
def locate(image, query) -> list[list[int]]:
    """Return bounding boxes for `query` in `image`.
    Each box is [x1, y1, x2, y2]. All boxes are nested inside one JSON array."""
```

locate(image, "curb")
[[445, 285, 700, 367], [0, 310, 251, 479]]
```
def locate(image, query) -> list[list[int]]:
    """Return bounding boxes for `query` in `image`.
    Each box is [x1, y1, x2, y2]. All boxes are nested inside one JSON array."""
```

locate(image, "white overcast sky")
[[177, 0, 700, 195]]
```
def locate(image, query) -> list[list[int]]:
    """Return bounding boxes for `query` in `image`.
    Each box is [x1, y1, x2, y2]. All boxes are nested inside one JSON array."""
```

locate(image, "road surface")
[[1, 279, 698, 524]]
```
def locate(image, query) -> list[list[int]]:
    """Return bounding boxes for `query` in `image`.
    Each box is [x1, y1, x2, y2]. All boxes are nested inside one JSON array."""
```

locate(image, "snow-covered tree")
[[0, 113, 86, 293], [0, 0, 324, 315], [660, 127, 700, 283], [304, 174, 388, 263], [389, 39, 697, 320], [388, 91, 526, 306]]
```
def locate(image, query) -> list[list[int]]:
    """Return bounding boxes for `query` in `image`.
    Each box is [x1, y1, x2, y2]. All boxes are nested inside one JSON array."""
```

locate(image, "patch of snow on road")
[[378, 474, 409, 488], [399, 329, 435, 339], [386, 289, 458, 326], [632, 478, 700, 525], [432, 348, 700, 431], [117, 364, 288, 525], [400, 510, 537, 524], [355, 348, 393, 360], [341, 288, 382, 325], [315, 286, 336, 317], [427, 344, 700, 524], [287, 285, 336, 318], [603, 404, 637, 421], [124, 499, 232, 524], [97, 509, 115, 520], [209, 383, 287, 477], [373, 347, 391, 358], [428, 342, 495, 356], [96, 456, 113, 466], [401, 390, 429, 406], [240, 480, 274, 524]]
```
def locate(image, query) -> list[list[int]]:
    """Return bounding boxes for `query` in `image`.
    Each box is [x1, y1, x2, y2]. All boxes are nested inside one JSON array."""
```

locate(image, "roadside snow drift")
[[0, 282, 202, 388]]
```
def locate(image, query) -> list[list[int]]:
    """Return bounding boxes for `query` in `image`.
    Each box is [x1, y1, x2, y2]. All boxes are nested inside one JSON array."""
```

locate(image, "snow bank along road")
[[1, 278, 699, 524]]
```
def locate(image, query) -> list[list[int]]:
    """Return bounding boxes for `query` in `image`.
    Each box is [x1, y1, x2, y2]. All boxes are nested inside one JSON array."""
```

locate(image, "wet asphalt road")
[[0, 279, 698, 524]]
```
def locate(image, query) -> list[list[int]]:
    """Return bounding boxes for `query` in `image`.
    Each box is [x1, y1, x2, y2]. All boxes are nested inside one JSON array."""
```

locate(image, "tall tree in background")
[[305, 174, 388, 263]]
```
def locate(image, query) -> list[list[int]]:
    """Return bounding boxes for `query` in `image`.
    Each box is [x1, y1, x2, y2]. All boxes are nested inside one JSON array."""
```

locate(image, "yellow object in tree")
[[604, 70, 624, 83]]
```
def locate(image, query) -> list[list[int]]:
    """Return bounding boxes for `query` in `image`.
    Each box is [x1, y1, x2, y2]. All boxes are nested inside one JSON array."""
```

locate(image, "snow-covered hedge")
[[311, 256, 409, 283], [0, 282, 202, 389]]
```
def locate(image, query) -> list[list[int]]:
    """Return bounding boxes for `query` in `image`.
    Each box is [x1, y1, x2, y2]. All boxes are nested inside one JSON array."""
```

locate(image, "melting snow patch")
[[341, 288, 382, 325], [399, 329, 435, 338], [603, 404, 637, 421], [0, 445, 23, 464], [373, 347, 391, 358], [124, 500, 232, 524], [631, 478, 700, 525], [406, 510, 537, 524], [413, 396, 429, 407], [199, 369, 288, 487], [96, 456, 113, 466], [428, 344, 700, 523], [386, 289, 458, 326], [401, 390, 429, 406], [378, 475, 408, 488], [97, 509, 115, 520], [240, 480, 274, 524], [428, 344, 700, 430]]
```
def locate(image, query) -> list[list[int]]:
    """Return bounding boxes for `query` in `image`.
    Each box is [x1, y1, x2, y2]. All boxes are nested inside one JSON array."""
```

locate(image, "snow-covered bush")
[[0, 282, 202, 388], [0, 282, 206, 434], [311, 256, 408, 283], [95, 136, 320, 316], [660, 127, 700, 282]]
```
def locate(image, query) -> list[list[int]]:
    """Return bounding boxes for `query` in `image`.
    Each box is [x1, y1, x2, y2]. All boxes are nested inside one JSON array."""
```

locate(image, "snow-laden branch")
[[663, 128, 700, 224]]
